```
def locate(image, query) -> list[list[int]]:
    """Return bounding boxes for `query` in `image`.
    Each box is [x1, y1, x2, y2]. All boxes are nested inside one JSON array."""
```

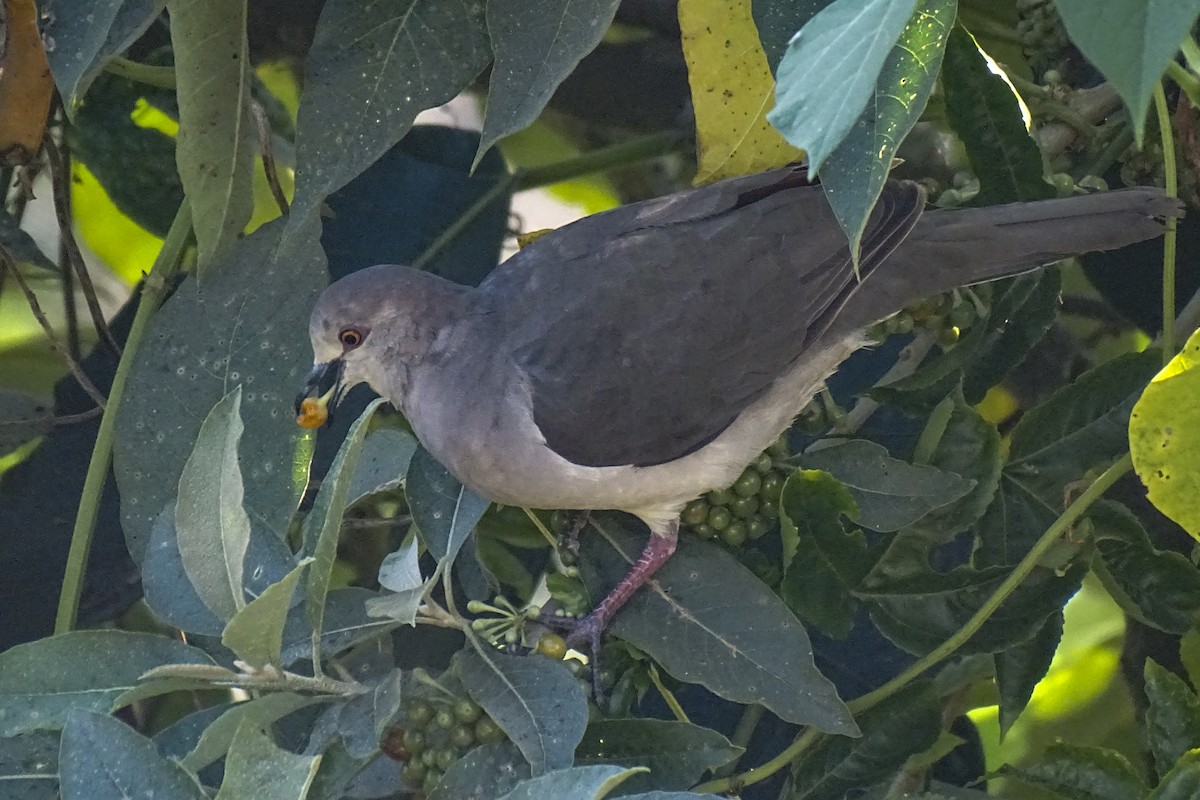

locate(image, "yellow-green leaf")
[[679, 0, 800, 184], [221, 558, 312, 669], [1130, 329, 1200, 541]]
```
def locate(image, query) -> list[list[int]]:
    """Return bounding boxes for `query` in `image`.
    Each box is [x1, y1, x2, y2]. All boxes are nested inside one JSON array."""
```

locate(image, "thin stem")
[[104, 56, 177, 89], [55, 203, 193, 634], [516, 131, 686, 190], [1153, 83, 1178, 358], [647, 664, 690, 723], [695, 727, 821, 794], [712, 704, 765, 778], [412, 172, 519, 271], [5, 254, 109, 409], [251, 100, 290, 216], [1184, 37, 1200, 75], [847, 452, 1132, 716], [1166, 61, 1200, 109], [1077, 120, 1133, 180]]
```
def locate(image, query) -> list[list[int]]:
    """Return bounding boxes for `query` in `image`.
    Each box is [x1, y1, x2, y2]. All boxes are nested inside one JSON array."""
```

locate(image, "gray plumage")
[[302, 168, 1178, 626]]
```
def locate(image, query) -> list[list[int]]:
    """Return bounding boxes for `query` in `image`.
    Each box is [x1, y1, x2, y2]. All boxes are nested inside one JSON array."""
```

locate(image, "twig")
[[55, 203, 193, 634], [515, 131, 686, 190], [0, 407, 103, 427], [412, 171, 520, 270], [104, 56, 177, 89], [44, 133, 121, 358], [1153, 83, 1179, 358], [4, 251, 108, 409], [252, 100, 289, 215]]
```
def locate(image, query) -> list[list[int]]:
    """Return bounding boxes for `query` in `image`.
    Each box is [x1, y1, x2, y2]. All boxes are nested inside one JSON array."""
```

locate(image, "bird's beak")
[[295, 360, 344, 429]]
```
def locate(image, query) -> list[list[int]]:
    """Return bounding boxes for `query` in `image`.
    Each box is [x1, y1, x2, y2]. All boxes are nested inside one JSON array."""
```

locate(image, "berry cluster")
[[1015, 0, 1070, 74], [681, 442, 787, 546], [384, 694, 506, 796], [868, 287, 987, 350]]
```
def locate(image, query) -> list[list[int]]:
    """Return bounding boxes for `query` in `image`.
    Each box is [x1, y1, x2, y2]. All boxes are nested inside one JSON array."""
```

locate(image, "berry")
[[452, 725, 475, 749], [707, 488, 735, 506], [692, 523, 716, 539], [454, 699, 482, 724], [404, 761, 427, 786], [681, 499, 708, 526], [476, 717, 505, 744], [721, 521, 748, 547], [751, 453, 773, 474], [760, 500, 781, 520], [423, 769, 442, 794], [402, 729, 426, 755], [767, 436, 790, 458], [706, 506, 732, 531], [535, 633, 568, 661], [407, 701, 434, 728], [747, 516, 770, 540], [759, 472, 784, 503], [436, 747, 458, 770], [435, 710, 456, 730], [733, 469, 762, 497]]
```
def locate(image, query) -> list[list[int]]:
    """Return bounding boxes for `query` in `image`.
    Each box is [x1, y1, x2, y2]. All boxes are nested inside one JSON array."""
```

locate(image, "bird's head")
[[295, 264, 474, 428]]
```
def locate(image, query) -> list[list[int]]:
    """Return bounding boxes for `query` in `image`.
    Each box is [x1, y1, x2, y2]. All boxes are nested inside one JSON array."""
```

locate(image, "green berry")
[[452, 726, 475, 749], [1078, 174, 1108, 192], [721, 521, 748, 547], [707, 488, 735, 506], [535, 633, 568, 661], [760, 500, 780, 520], [692, 523, 716, 539], [759, 472, 784, 503], [436, 748, 458, 770], [421, 749, 439, 767], [404, 761, 427, 786], [402, 729, 426, 755], [423, 769, 442, 794], [938, 326, 961, 348], [681, 499, 709, 526], [734, 469, 762, 497], [948, 302, 975, 329], [730, 494, 759, 519], [476, 717, 505, 745], [407, 701, 434, 728], [706, 506, 732, 531], [435, 710, 456, 730], [768, 436, 790, 458], [747, 516, 770, 539], [454, 699, 482, 724], [751, 452, 773, 474]]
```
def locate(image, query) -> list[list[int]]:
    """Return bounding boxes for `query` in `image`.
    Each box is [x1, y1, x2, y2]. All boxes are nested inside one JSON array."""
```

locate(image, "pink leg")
[[565, 522, 678, 656]]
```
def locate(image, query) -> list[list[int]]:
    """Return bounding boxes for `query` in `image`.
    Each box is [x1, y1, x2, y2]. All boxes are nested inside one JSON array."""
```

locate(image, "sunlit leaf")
[[1000, 741, 1146, 800]]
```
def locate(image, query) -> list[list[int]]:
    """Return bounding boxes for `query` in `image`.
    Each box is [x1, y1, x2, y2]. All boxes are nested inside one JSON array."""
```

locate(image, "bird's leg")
[[565, 521, 679, 661]]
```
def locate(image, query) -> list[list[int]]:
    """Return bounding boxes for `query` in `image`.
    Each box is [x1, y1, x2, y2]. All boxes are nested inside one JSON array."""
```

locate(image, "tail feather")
[[832, 187, 1182, 333]]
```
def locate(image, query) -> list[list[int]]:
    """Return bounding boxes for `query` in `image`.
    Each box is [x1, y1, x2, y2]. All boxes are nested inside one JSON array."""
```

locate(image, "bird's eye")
[[338, 327, 366, 349]]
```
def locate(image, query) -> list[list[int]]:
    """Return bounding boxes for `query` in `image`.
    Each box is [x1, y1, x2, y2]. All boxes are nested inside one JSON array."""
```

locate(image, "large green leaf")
[[1054, 0, 1200, 143], [495, 765, 645, 800], [167, 0, 255, 276], [1000, 741, 1146, 800], [287, 0, 490, 227], [43, 0, 166, 111], [1090, 502, 1200, 634], [0, 631, 212, 736], [59, 710, 207, 800], [181, 693, 327, 773], [0, 730, 58, 798], [941, 25, 1053, 205], [790, 682, 940, 799], [302, 399, 387, 667], [767, 0, 917, 174], [575, 719, 741, 794], [994, 610, 1062, 737], [1144, 659, 1200, 780], [222, 558, 311, 668], [453, 647, 589, 775], [778, 469, 870, 638], [751, 0, 831, 71], [175, 387, 250, 621], [579, 519, 857, 735], [214, 719, 321, 800], [428, 741, 530, 800], [114, 216, 325, 561], [477, 0, 622, 166], [798, 439, 973, 533], [818, 0, 954, 256]]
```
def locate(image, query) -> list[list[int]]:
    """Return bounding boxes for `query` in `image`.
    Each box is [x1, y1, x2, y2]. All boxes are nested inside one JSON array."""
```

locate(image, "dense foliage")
[[3, 0, 1200, 798]]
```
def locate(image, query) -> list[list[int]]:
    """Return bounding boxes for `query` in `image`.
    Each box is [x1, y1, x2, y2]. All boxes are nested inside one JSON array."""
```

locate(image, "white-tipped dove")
[[298, 168, 1180, 651]]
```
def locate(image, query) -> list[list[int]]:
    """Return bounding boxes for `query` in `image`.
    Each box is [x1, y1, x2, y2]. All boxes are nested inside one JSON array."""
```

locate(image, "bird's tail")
[[832, 187, 1182, 333]]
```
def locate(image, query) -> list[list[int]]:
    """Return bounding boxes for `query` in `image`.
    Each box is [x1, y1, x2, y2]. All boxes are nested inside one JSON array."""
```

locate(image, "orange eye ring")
[[338, 327, 366, 349]]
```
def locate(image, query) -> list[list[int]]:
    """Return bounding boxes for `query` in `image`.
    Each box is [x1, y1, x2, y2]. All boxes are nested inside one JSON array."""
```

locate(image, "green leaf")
[[818, 0, 953, 256], [790, 682, 941, 799], [1000, 741, 1146, 800], [0, 730, 58, 797], [1149, 749, 1200, 800], [1090, 501, 1200, 634], [495, 765, 646, 800], [579, 519, 857, 735], [428, 741, 530, 800], [279, 587, 401, 666], [303, 399, 387, 663], [767, 0, 917, 174], [346, 429, 417, 508], [798, 439, 973, 533], [961, 272, 1061, 403], [751, 0, 830, 71], [453, 647, 589, 775], [941, 25, 1053, 205], [43, 0, 166, 112], [287, 0, 490, 225], [114, 216, 326, 561], [995, 610, 1062, 737], [1010, 350, 1160, 504], [167, 0, 255, 275], [182, 693, 327, 773], [477, 0, 622, 167], [214, 718, 321, 800], [778, 469, 870, 638], [1130, 329, 1200, 541], [576, 719, 740, 793], [972, 473, 1061, 570], [336, 669, 403, 759], [175, 387, 251, 621], [0, 631, 213, 736], [222, 558, 312, 668], [368, 535, 428, 624], [1054, 0, 1200, 144], [407, 447, 491, 563], [59, 710, 207, 800], [1145, 659, 1200, 780]]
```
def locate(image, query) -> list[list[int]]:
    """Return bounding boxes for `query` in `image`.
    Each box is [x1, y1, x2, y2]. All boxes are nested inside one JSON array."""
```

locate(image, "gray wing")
[[481, 169, 924, 467]]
